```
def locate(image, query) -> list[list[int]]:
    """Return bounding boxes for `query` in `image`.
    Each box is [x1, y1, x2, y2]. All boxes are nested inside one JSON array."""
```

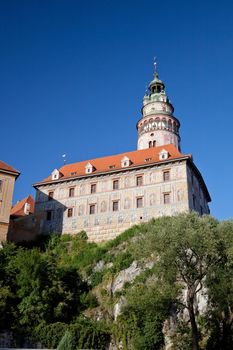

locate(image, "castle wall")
[[186, 164, 210, 215], [35, 160, 191, 242]]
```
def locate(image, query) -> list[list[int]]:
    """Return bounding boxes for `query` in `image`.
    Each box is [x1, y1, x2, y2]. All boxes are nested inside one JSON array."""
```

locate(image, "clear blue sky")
[[1, 0, 232, 220]]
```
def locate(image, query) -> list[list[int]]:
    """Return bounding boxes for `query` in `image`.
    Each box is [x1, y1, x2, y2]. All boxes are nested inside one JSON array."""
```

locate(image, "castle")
[[33, 66, 211, 242]]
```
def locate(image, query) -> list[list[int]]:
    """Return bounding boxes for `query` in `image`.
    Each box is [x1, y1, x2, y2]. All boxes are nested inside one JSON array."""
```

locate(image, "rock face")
[[113, 296, 127, 320], [110, 261, 142, 294]]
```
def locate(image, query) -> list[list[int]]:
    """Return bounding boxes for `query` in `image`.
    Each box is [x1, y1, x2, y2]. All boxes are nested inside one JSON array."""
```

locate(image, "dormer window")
[[159, 149, 169, 161], [145, 158, 152, 162], [24, 203, 30, 215], [85, 162, 95, 174], [121, 156, 131, 168], [51, 169, 61, 180]]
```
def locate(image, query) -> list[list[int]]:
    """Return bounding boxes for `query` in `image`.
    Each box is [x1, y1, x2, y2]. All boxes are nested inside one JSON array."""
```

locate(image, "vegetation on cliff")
[[0, 213, 232, 349]]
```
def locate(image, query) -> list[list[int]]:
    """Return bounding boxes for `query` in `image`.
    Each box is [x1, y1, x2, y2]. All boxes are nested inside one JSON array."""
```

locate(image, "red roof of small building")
[[35, 144, 191, 185], [11, 195, 35, 217], [0, 160, 20, 176]]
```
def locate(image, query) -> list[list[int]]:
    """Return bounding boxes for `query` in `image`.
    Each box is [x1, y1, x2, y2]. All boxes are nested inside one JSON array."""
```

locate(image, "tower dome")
[[137, 63, 180, 151]]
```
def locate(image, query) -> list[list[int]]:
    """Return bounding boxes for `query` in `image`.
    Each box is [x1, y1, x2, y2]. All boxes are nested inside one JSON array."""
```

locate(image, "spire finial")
[[153, 56, 157, 74]]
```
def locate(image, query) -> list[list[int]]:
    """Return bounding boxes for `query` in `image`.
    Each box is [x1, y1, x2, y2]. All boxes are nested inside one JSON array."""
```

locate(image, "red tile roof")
[[0, 160, 20, 176], [35, 144, 191, 185], [11, 195, 35, 217]]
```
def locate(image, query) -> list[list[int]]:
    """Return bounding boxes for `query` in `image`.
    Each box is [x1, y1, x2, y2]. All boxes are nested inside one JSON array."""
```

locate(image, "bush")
[[69, 318, 110, 350], [111, 251, 134, 273], [34, 322, 68, 348]]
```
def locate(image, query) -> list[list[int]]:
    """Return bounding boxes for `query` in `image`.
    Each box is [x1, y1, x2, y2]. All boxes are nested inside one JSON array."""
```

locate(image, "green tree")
[[149, 213, 224, 350], [206, 220, 233, 350], [114, 280, 174, 349]]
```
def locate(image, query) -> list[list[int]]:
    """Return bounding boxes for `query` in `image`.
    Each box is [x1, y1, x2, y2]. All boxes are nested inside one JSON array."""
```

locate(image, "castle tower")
[[137, 63, 181, 150]]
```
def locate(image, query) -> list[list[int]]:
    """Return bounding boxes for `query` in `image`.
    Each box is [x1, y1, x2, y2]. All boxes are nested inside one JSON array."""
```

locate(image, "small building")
[[0, 161, 20, 241], [8, 195, 37, 243], [33, 66, 211, 242], [10, 195, 35, 219]]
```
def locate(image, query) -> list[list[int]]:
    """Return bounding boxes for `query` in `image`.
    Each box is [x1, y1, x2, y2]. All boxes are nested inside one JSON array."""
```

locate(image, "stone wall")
[[0, 172, 16, 241], [8, 213, 44, 243], [0, 222, 9, 242]]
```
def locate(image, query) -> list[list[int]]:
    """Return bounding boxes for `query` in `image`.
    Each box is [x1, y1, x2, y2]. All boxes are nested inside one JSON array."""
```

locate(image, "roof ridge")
[[60, 144, 185, 170]]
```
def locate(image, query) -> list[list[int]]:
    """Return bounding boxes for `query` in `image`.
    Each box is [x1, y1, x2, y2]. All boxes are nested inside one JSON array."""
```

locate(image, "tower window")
[[48, 191, 54, 201], [153, 140, 156, 147], [89, 204, 95, 215], [46, 210, 52, 221], [113, 201, 119, 212], [69, 187, 75, 197], [67, 208, 73, 218], [163, 171, 170, 182], [163, 193, 170, 204], [91, 184, 96, 194], [149, 141, 152, 148], [113, 180, 119, 190], [136, 197, 143, 208], [136, 175, 143, 186]]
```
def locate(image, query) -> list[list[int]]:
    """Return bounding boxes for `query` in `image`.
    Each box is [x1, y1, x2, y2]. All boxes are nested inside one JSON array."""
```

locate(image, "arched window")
[[168, 119, 172, 130], [149, 141, 152, 148], [162, 118, 167, 129], [156, 117, 160, 129], [153, 140, 156, 147]]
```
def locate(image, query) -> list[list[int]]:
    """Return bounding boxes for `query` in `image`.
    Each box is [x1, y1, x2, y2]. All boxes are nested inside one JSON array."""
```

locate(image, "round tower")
[[137, 64, 181, 150]]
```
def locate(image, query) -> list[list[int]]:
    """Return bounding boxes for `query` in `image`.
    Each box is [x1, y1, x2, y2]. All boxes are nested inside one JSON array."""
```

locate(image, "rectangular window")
[[89, 204, 95, 215], [163, 171, 170, 182], [136, 175, 143, 186], [46, 210, 52, 221], [113, 179, 119, 190], [69, 187, 75, 197], [163, 193, 170, 204], [136, 197, 143, 208], [113, 201, 119, 212], [91, 184, 96, 194], [67, 208, 73, 218], [48, 191, 54, 201]]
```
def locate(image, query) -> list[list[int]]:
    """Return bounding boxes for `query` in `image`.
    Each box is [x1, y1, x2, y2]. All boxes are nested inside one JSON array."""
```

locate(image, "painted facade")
[[34, 67, 211, 242]]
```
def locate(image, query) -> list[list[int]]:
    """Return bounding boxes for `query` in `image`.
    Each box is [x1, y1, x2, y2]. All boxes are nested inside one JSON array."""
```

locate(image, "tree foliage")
[[0, 213, 232, 349]]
